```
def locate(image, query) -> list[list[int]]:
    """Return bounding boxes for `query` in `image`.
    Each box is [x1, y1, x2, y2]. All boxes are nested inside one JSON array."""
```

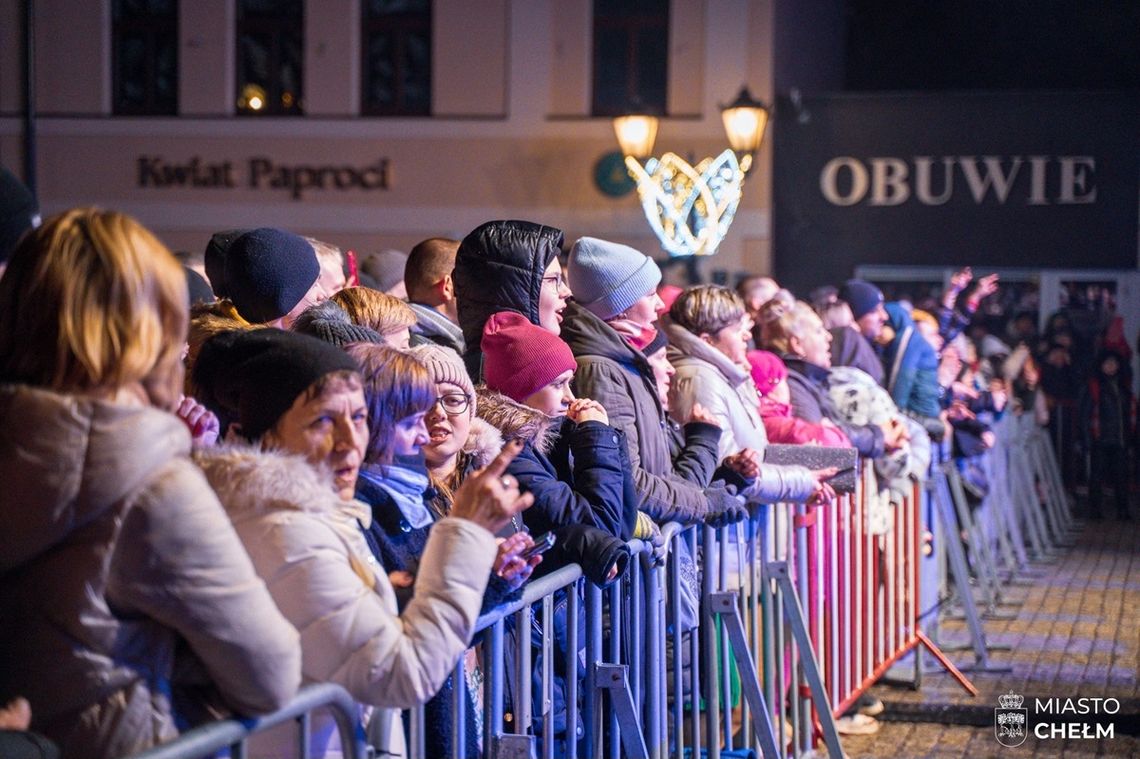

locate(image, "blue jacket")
[[476, 388, 638, 542], [883, 302, 943, 419]]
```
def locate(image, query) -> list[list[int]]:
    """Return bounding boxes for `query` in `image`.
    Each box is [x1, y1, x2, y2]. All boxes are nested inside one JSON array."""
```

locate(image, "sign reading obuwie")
[[137, 155, 390, 200], [772, 92, 1139, 295]]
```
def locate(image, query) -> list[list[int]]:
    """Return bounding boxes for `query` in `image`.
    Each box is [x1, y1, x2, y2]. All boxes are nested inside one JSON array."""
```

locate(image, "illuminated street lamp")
[[613, 86, 769, 258]]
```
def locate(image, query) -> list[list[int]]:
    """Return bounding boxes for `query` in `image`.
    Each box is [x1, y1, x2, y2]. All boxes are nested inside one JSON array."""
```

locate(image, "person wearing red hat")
[[479, 311, 638, 548]]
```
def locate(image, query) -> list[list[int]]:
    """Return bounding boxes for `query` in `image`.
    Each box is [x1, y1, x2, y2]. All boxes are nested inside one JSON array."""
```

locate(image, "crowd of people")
[[0, 163, 1132, 758]]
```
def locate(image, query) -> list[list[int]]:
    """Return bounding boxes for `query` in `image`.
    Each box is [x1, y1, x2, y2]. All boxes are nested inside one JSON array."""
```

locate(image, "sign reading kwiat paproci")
[[136, 156, 390, 200], [772, 92, 1139, 295]]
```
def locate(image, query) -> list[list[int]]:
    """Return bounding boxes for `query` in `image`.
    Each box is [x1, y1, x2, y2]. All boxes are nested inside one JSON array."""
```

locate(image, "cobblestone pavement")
[[840, 511, 1139, 758]]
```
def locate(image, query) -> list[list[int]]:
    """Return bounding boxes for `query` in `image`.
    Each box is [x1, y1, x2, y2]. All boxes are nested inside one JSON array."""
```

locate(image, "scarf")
[[609, 319, 658, 351], [358, 463, 434, 529]]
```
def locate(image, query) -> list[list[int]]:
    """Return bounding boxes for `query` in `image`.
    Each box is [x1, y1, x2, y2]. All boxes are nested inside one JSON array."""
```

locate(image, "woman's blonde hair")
[[331, 286, 416, 336], [345, 343, 435, 465], [0, 208, 188, 409], [668, 285, 746, 336], [758, 300, 821, 355]]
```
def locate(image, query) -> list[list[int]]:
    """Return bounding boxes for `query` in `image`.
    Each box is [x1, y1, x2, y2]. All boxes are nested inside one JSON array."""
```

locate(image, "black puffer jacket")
[[453, 220, 564, 379]]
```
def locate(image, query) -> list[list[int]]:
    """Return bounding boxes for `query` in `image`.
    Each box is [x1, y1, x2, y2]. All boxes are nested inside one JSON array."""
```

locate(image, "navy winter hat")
[[184, 266, 215, 306], [203, 229, 249, 296], [222, 228, 320, 323], [838, 279, 884, 321], [193, 328, 360, 442], [0, 166, 40, 264]]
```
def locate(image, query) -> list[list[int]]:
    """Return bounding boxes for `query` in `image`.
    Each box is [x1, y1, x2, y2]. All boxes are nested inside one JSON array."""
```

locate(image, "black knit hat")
[[219, 228, 320, 323], [203, 228, 248, 297], [292, 299, 383, 347], [184, 266, 215, 306], [193, 328, 360, 442], [0, 166, 39, 264]]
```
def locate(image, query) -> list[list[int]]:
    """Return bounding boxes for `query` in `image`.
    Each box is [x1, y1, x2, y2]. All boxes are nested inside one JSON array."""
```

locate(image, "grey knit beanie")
[[567, 237, 662, 320], [292, 299, 384, 347]]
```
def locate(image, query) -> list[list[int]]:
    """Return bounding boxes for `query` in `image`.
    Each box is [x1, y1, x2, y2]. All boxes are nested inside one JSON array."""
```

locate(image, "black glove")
[[703, 481, 748, 527]]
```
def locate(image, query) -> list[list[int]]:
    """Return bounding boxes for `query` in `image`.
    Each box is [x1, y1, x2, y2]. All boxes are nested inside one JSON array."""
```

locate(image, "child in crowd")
[[407, 342, 505, 516], [748, 350, 853, 447], [478, 310, 640, 573], [346, 343, 538, 758]]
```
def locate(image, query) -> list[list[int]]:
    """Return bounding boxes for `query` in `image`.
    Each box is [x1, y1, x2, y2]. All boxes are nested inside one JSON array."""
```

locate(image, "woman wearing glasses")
[[346, 342, 540, 757]]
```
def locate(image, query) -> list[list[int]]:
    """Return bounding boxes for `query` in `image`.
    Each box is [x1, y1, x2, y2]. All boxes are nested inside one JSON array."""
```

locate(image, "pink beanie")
[[482, 311, 577, 402], [748, 350, 787, 397]]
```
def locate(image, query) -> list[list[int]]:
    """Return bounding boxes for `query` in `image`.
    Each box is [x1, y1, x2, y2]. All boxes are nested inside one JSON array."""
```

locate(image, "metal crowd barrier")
[[923, 411, 1078, 673], [123, 415, 1072, 759], [125, 683, 368, 759]]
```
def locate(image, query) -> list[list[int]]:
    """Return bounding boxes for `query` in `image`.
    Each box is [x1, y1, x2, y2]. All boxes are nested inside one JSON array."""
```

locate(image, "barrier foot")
[[592, 664, 649, 759], [708, 592, 783, 759], [915, 631, 980, 696], [491, 734, 536, 759], [767, 565, 846, 759]]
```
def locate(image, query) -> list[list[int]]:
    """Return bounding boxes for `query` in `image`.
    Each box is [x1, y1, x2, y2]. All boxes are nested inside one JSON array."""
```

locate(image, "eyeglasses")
[[542, 273, 565, 290], [434, 393, 471, 415]]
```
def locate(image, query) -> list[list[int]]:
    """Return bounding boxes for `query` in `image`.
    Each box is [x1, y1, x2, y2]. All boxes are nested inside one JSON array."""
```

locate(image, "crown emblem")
[[998, 691, 1024, 709]]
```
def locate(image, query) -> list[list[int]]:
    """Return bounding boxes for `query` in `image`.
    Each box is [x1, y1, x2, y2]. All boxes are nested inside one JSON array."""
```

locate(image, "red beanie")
[[748, 350, 787, 397], [482, 311, 577, 402]]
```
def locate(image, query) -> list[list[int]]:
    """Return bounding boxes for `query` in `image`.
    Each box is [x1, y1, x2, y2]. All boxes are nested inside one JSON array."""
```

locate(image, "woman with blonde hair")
[[759, 298, 905, 458], [331, 286, 417, 348], [0, 208, 301, 758]]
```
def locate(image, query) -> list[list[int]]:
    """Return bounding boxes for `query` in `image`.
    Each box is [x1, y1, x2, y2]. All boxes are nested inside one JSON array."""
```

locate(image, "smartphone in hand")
[[520, 532, 556, 560]]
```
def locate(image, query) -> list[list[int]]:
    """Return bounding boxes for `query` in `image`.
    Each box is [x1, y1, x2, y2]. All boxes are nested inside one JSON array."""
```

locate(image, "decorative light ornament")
[[613, 86, 769, 258]]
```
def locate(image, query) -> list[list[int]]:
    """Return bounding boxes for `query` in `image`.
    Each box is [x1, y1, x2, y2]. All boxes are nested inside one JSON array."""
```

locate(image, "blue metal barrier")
[[123, 423, 1067, 759], [125, 683, 368, 759]]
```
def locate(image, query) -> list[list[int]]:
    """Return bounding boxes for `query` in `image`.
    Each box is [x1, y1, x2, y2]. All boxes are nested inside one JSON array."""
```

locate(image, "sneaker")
[[835, 713, 880, 735], [856, 693, 885, 717]]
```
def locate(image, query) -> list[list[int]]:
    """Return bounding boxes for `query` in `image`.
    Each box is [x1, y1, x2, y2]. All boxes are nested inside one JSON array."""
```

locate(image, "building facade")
[[0, 0, 845, 282]]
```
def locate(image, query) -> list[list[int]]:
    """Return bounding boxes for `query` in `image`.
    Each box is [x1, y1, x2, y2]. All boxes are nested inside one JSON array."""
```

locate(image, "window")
[[112, 0, 178, 115], [362, 0, 432, 116], [236, 0, 304, 115], [592, 0, 669, 117]]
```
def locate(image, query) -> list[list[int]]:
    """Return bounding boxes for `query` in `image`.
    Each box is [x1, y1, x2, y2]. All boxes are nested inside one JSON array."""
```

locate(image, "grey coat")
[[0, 385, 300, 759], [559, 302, 709, 523]]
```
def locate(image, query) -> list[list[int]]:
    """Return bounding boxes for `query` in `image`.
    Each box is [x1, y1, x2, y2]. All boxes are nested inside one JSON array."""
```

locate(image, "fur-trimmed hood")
[[194, 444, 370, 523], [662, 315, 751, 388], [475, 387, 562, 455], [461, 416, 505, 469]]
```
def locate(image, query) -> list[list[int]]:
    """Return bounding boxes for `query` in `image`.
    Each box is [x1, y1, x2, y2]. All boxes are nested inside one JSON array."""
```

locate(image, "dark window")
[[592, 0, 669, 117], [362, 0, 432, 116], [113, 0, 178, 115], [236, 0, 304, 115]]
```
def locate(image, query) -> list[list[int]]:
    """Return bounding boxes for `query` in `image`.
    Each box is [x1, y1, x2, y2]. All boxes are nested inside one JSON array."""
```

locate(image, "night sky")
[[843, 0, 1140, 92]]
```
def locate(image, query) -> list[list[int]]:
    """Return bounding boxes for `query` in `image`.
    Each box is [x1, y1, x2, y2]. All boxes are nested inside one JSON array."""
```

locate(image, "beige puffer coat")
[[0, 384, 301, 759], [195, 445, 498, 758]]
